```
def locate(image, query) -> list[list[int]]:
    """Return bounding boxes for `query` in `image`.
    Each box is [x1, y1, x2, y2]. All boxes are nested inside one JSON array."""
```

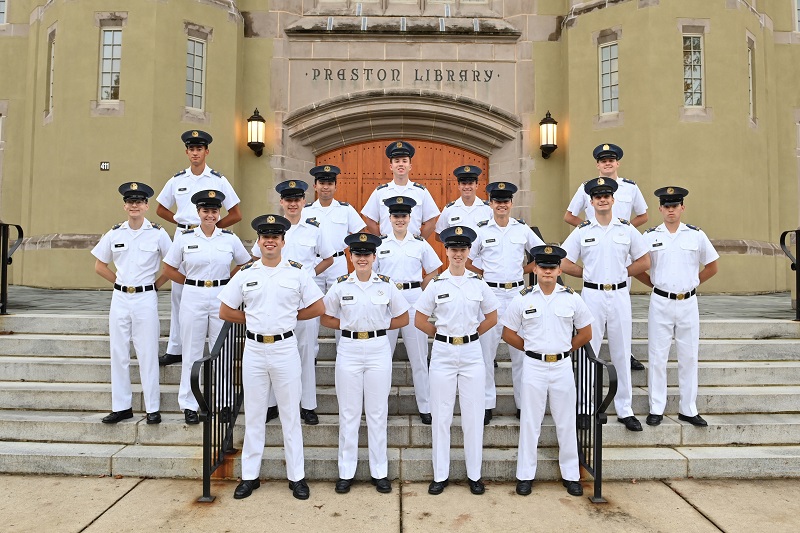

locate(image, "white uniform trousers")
[[241, 337, 305, 481], [430, 339, 485, 482], [109, 290, 160, 413], [387, 287, 430, 413], [516, 356, 579, 481], [267, 317, 318, 411], [335, 336, 392, 480], [165, 265, 185, 355], [582, 287, 634, 418], [478, 288, 525, 409], [647, 293, 700, 416], [177, 285, 224, 412]]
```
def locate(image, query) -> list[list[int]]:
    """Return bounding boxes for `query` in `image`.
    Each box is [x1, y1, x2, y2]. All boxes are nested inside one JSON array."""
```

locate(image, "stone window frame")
[[182, 22, 213, 124], [678, 19, 712, 123], [795, 0, 800, 32], [90, 13, 128, 117], [44, 23, 56, 125], [0, 0, 7, 25], [592, 27, 623, 129]]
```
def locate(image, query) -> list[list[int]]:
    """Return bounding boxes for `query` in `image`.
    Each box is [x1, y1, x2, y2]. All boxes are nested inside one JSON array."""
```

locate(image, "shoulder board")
[[519, 286, 532, 296], [477, 220, 489, 227], [240, 260, 255, 271], [377, 274, 391, 283], [173, 169, 187, 178], [644, 226, 659, 234], [412, 182, 427, 190], [151, 223, 163, 230], [181, 228, 194, 234], [432, 275, 443, 282], [111, 222, 124, 230], [467, 272, 483, 280], [380, 234, 388, 240], [445, 201, 455, 208], [304, 202, 313, 208], [376, 183, 389, 190], [483, 200, 490, 206], [686, 224, 701, 231], [621, 178, 636, 185], [338, 200, 350, 206], [578, 220, 591, 228], [221, 229, 233, 235], [562, 285, 575, 294], [619, 218, 631, 225], [288, 260, 303, 269], [516, 218, 525, 224], [414, 234, 423, 241], [305, 217, 320, 227], [210, 169, 222, 178], [337, 274, 349, 283]]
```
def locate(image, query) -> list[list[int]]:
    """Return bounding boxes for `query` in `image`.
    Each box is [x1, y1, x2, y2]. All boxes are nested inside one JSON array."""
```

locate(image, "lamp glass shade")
[[247, 114, 266, 145]]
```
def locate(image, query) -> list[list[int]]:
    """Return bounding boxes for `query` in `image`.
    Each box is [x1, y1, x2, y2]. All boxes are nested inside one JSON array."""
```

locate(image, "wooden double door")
[[315, 139, 490, 268]]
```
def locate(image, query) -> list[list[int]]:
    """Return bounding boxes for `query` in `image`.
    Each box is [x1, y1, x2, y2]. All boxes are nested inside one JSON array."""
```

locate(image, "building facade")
[[0, 0, 797, 300]]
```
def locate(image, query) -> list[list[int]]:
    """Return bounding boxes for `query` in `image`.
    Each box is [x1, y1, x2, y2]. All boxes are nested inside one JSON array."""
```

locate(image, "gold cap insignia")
[[597, 178, 605, 185], [192, 131, 199, 137], [667, 187, 675, 194], [359, 234, 367, 242], [397, 197, 403, 204], [130, 183, 138, 190], [324, 165, 331, 172], [544, 246, 553, 254], [602, 144, 610, 150], [266, 215, 275, 224], [464, 166, 471, 172], [288, 181, 296, 188], [455, 227, 463, 235], [498, 183, 506, 190], [396, 142, 403, 148], [208, 191, 216, 198]]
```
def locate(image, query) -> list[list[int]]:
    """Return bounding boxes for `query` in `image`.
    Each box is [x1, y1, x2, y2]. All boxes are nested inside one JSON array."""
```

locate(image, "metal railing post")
[[1, 223, 24, 315], [780, 229, 799, 321]]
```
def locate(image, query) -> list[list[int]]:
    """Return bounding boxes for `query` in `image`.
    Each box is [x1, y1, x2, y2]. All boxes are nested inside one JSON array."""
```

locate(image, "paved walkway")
[[4, 475, 799, 532], [5, 285, 797, 320]]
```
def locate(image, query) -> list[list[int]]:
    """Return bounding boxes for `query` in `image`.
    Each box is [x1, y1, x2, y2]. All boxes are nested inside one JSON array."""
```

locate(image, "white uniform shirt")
[[414, 270, 500, 337], [561, 218, 649, 284], [566, 178, 647, 221], [156, 165, 241, 226], [374, 233, 442, 283], [641, 222, 719, 293], [361, 181, 440, 236], [434, 197, 493, 234], [92, 219, 172, 286], [163, 227, 251, 280], [217, 259, 323, 335], [302, 200, 365, 254], [323, 272, 410, 332], [251, 219, 335, 273], [500, 284, 594, 354], [468, 218, 545, 283]]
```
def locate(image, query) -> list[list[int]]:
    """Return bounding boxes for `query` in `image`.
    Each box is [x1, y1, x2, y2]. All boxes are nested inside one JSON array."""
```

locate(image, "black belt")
[[584, 281, 627, 291], [185, 278, 229, 288], [318, 251, 346, 258], [486, 280, 524, 289], [246, 330, 294, 343], [653, 287, 696, 301], [526, 351, 568, 362], [435, 333, 479, 345], [176, 223, 198, 230], [114, 283, 156, 294], [395, 281, 421, 290], [341, 329, 387, 340]]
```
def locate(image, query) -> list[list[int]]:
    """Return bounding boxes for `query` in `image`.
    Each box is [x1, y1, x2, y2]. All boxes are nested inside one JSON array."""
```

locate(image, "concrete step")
[[0, 314, 171, 336]]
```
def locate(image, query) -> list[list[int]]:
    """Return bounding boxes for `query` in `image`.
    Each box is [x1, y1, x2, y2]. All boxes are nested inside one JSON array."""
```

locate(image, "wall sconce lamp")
[[247, 108, 266, 157], [539, 111, 558, 159]]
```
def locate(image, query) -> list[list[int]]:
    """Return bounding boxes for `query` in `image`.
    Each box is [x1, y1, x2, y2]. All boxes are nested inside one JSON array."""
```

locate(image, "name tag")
[[652, 242, 663, 248], [342, 295, 354, 301], [187, 245, 199, 249], [246, 281, 258, 287], [524, 308, 537, 315], [437, 293, 450, 299], [379, 250, 390, 255], [448, 216, 461, 223], [485, 239, 496, 244], [113, 243, 126, 249], [177, 187, 189, 194], [584, 238, 595, 243]]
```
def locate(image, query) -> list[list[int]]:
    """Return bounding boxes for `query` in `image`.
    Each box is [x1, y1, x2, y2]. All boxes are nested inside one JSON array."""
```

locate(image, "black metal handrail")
[[1, 222, 24, 315], [780, 229, 798, 321], [190, 317, 246, 502], [573, 341, 618, 503]]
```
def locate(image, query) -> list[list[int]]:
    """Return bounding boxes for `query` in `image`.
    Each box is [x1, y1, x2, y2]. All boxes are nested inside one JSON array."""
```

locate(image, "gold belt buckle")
[[262, 335, 275, 344], [396, 282, 403, 290], [676, 293, 685, 301], [452, 336, 464, 345], [127, 286, 136, 294], [504, 282, 513, 289], [603, 284, 612, 291], [545, 354, 558, 362], [357, 331, 369, 340], [204, 280, 213, 288]]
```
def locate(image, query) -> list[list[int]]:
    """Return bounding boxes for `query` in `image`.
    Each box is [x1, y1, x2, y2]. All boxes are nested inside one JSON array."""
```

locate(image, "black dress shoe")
[[515, 479, 533, 496], [428, 479, 449, 495], [483, 409, 493, 426], [266, 406, 279, 423], [289, 479, 310, 500], [646, 414, 663, 426], [617, 416, 643, 432], [516, 409, 521, 420], [371, 477, 392, 493], [468, 478, 485, 495], [102, 408, 133, 424], [577, 414, 591, 430], [234, 479, 260, 499], [158, 353, 182, 366], [335, 478, 353, 494], [678, 413, 708, 427], [300, 408, 319, 425], [630, 355, 645, 371], [419, 412, 432, 425], [184, 409, 200, 425], [563, 480, 583, 496], [146, 412, 161, 425]]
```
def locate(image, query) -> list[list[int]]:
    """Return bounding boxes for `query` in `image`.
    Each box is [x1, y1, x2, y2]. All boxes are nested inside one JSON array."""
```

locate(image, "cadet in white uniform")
[[501, 245, 593, 497], [561, 177, 651, 432], [466, 182, 545, 425], [564, 143, 649, 372], [218, 214, 325, 501], [361, 140, 440, 239], [415, 226, 500, 496], [251, 180, 335, 425], [155, 130, 242, 367], [375, 196, 442, 424], [434, 165, 493, 236], [92, 182, 171, 424], [162, 190, 251, 424], [322, 232, 410, 494], [636, 187, 719, 427]]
